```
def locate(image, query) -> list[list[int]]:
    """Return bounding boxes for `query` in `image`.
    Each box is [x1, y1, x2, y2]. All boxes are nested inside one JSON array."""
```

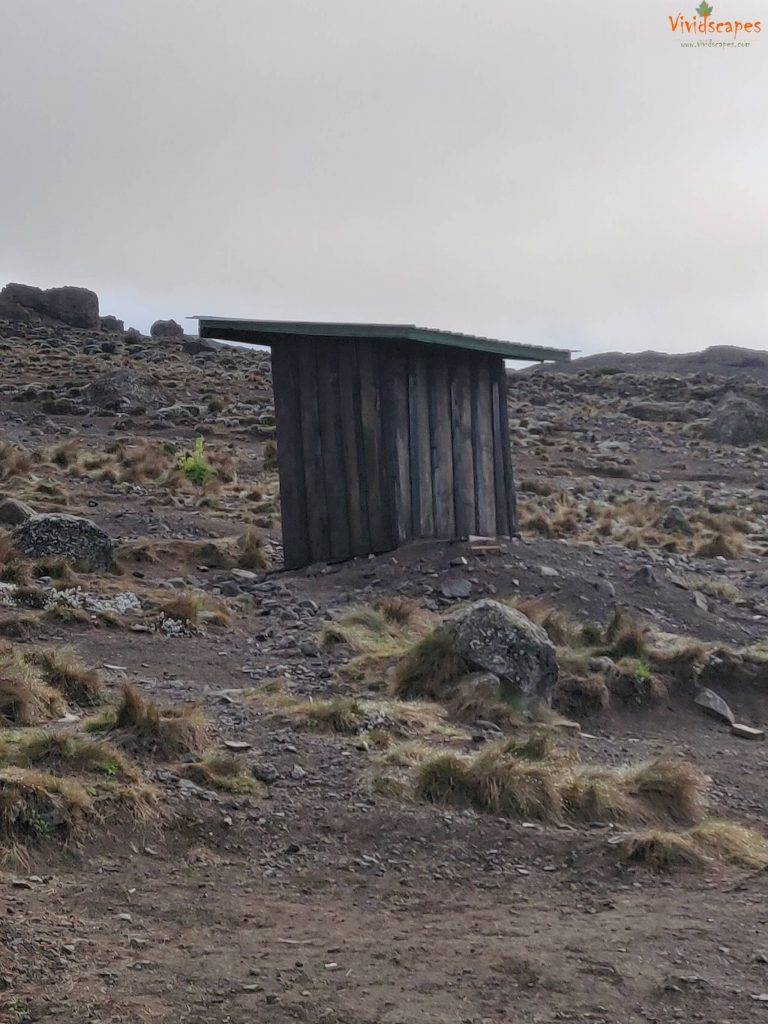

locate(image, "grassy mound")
[[87, 683, 207, 759]]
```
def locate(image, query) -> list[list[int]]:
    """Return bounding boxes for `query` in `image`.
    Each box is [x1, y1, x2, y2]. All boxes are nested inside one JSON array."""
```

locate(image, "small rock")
[[540, 566, 560, 578], [632, 565, 658, 587], [290, 764, 307, 780], [732, 723, 765, 740], [440, 578, 472, 600], [694, 687, 735, 725]]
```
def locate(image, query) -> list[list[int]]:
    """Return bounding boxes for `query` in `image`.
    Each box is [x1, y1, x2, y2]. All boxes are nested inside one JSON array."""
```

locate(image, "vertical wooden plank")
[[428, 354, 455, 538], [297, 339, 331, 563], [490, 356, 511, 537], [495, 358, 518, 535], [337, 341, 371, 557], [270, 341, 310, 569], [407, 352, 434, 538], [382, 347, 412, 544], [471, 356, 497, 537], [316, 342, 351, 560], [449, 355, 476, 537], [357, 339, 395, 552]]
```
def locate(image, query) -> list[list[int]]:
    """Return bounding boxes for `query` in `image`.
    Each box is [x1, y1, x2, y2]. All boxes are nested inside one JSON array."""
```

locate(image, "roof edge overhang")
[[193, 317, 572, 363]]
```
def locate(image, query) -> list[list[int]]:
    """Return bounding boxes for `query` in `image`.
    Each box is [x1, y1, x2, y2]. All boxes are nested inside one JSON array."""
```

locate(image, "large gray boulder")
[[442, 599, 558, 705], [0, 497, 35, 526], [0, 282, 100, 329], [80, 369, 169, 412], [702, 395, 768, 446], [12, 514, 114, 571], [150, 318, 184, 339]]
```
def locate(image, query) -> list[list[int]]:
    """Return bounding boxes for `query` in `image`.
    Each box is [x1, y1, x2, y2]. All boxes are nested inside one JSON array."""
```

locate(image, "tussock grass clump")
[[447, 677, 525, 729], [509, 598, 580, 646], [412, 738, 708, 828], [236, 528, 268, 571], [392, 631, 469, 700], [159, 593, 202, 626], [0, 648, 66, 725], [681, 573, 741, 603], [0, 767, 91, 845], [287, 696, 368, 734], [177, 754, 262, 795], [624, 757, 707, 826], [599, 609, 649, 660], [607, 659, 667, 706], [91, 684, 207, 760], [2, 730, 136, 781], [690, 819, 768, 868], [0, 441, 34, 481], [614, 820, 768, 872], [614, 829, 707, 872], [695, 532, 744, 560], [554, 674, 610, 717], [23, 647, 104, 706], [374, 595, 419, 626]]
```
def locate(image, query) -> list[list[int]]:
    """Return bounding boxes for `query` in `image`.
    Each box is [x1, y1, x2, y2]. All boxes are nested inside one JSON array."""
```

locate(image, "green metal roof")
[[194, 317, 571, 363]]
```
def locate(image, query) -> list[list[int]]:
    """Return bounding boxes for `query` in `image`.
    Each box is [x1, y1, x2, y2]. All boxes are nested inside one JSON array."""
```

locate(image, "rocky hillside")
[[2, 282, 768, 1024], [533, 343, 768, 381]]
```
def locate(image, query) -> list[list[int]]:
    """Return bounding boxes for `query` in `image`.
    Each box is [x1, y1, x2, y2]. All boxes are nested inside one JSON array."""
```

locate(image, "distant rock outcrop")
[[534, 345, 768, 383], [0, 282, 100, 329], [701, 395, 768, 446], [150, 318, 184, 339]]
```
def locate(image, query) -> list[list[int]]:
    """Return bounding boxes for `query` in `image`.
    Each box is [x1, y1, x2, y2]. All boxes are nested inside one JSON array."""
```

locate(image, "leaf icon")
[[696, 1, 713, 15]]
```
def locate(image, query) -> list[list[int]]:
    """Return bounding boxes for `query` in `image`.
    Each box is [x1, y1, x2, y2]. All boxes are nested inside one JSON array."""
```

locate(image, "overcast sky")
[[1, 0, 767, 354]]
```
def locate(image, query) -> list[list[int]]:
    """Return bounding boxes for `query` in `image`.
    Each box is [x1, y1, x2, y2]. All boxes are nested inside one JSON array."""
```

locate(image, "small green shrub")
[[179, 437, 215, 486]]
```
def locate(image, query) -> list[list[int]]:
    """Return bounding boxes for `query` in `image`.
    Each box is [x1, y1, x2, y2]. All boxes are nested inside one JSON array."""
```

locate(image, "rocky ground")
[[1, 287, 768, 1024]]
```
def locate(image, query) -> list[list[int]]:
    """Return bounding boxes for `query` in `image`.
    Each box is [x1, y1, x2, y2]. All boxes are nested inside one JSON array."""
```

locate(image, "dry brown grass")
[[695, 532, 744, 560], [23, 647, 104, 706], [413, 735, 708, 828], [0, 440, 34, 481], [0, 647, 66, 725], [159, 593, 202, 625], [176, 753, 262, 794], [373, 595, 419, 626], [90, 684, 207, 759], [1, 730, 136, 781], [392, 631, 470, 700], [0, 767, 91, 846], [236, 528, 268, 571], [554, 674, 610, 717], [613, 819, 768, 872]]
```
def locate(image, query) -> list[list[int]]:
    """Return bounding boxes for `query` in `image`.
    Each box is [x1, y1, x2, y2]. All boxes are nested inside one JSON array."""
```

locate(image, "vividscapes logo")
[[669, 1, 762, 42]]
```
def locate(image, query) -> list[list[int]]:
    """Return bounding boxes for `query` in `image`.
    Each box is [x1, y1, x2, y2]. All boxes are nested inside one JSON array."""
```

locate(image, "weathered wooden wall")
[[270, 336, 516, 569]]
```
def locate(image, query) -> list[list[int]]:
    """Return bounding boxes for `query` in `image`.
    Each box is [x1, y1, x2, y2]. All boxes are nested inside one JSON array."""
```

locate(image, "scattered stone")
[[440, 578, 472, 600], [252, 763, 280, 785], [12, 514, 114, 571], [223, 739, 252, 752], [731, 723, 765, 740], [539, 566, 560, 578], [632, 565, 658, 587], [659, 506, 693, 534], [694, 687, 735, 726]]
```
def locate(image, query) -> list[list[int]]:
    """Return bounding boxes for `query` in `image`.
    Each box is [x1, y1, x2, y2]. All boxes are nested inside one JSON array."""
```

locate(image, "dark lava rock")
[[13, 514, 115, 571], [150, 318, 184, 339], [0, 282, 100, 329]]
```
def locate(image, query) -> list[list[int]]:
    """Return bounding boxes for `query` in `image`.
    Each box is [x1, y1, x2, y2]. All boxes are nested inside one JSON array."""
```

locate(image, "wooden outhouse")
[[196, 319, 571, 569]]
